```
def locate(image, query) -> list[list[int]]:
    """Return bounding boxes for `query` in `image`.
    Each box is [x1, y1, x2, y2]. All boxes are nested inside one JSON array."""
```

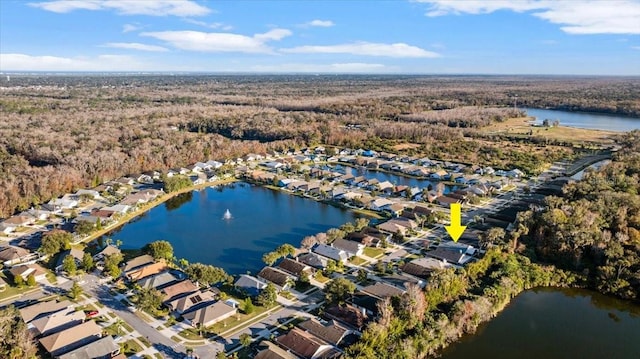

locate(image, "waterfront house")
[[235, 275, 268, 297], [430, 170, 449, 180], [123, 254, 155, 272], [258, 267, 295, 290], [313, 244, 349, 264], [368, 198, 394, 212], [277, 258, 314, 278], [331, 239, 364, 258], [137, 271, 179, 290], [425, 247, 474, 265], [39, 320, 102, 357], [93, 245, 121, 262], [346, 232, 380, 247], [126, 261, 168, 282], [101, 204, 131, 215], [297, 253, 329, 269], [401, 257, 456, 278], [436, 195, 462, 207], [183, 301, 237, 328]]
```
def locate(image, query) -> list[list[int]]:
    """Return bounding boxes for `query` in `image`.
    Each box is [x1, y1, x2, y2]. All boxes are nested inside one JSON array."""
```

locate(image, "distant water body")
[[105, 183, 356, 274], [524, 108, 640, 132], [441, 287, 640, 359]]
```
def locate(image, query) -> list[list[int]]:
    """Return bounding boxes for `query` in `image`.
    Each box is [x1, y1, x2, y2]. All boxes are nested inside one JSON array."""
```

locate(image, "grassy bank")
[[77, 178, 238, 244]]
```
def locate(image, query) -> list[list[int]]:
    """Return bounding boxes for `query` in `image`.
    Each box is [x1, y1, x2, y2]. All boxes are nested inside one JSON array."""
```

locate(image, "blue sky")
[[1, 0, 639, 74]]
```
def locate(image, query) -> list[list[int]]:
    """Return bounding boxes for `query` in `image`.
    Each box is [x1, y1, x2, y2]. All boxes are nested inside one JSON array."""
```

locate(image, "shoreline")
[[76, 177, 239, 245]]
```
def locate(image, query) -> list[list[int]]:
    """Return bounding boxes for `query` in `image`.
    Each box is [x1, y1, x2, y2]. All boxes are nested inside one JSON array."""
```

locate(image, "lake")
[[106, 183, 357, 274], [524, 108, 640, 132], [441, 287, 640, 359]]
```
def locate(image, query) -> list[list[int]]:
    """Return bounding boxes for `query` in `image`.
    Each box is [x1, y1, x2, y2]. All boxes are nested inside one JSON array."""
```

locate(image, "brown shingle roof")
[[183, 301, 236, 327], [275, 328, 331, 359], [258, 267, 292, 287], [277, 258, 310, 276], [0, 245, 30, 261], [360, 282, 405, 299], [39, 321, 102, 354], [167, 290, 216, 313], [126, 261, 167, 281], [298, 318, 349, 346], [323, 304, 368, 331], [20, 299, 73, 323], [161, 280, 198, 301], [122, 254, 155, 272], [256, 341, 300, 359], [31, 310, 85, 337]]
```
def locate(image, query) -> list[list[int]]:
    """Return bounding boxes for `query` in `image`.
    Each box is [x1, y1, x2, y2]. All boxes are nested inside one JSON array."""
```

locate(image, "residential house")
[[381, 273, 425, 290], [183, 301, 237, 328], [257, 267, 294, 290], [430, 170, 449, 180], [234, 275, 268, 297], [55, 248, 85, 273], [256, 340, 300, 359], [275, 328, 340, 359], [39, 320, 102, 357], [377, 218, 417, 236], [312, 244, 349, 264], [137, 271, 178, 290], [298, 318, 351, 347], [359, 282, 405, 299], [436, 195, 462, 207], [30, 310, 86, 337], [323, 304, 368, 331], [401, 257, 457, 279], [425, 247, 475, 265], [297, 253, 329, 269], [277, 258, 313, 278], [19, 300, 73, 323], [166, 290, 217, 314], [125, 261, 168, 282], [75, 189, 100, 200], [58, 336, 121, 359], [384, 203, 406, 217], [345, 232, 380, 248], [161, 280, 199, 302], [93, 245, 121, 262], [368, 198, 394, 212], [376, 181, 394, 193], [206, 160, 224, 169], [100, 204, 131, 215], [10, 263, 48, 282], [331, 239, 364, 258], [48, 197, 79, 210], [21, 208, 51, 221], [122, 254, 155, 273], [0, 245, 35, 266], [2, 215, 34, 231]]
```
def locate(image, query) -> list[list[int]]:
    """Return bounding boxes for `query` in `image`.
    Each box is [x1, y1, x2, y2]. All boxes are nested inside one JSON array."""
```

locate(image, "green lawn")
[[121, 339, 143, 356], [0, 283, 38, 300], [207, 303, 280, 335], [349, 256, 368, 266], [178, 327, 204, 340], [363, 247, 385, 258], [137, 336, 151, 348], [314, 272, 330, 283]]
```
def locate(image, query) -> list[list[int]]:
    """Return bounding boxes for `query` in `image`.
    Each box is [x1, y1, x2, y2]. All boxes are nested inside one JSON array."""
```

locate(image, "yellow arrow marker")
[[445, 203, 466, 242]]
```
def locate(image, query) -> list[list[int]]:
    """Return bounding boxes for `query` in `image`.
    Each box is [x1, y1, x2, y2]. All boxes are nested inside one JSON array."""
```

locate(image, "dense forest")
[[519, 131, 640, 300], [1, 75, 638, 217]]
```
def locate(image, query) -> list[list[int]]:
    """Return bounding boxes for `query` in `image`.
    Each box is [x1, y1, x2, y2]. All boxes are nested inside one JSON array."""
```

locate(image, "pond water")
[[524, 108, 640, 132], [105, 183, 357, 274], [441, 287, 640, 359]]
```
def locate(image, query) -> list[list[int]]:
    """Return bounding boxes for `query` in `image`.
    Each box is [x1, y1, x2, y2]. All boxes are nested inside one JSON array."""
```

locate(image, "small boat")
[[222, 209, 232, 220]]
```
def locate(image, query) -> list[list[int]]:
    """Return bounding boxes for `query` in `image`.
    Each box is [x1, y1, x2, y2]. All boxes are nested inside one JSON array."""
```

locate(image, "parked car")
[[85, 310, 99, 318]]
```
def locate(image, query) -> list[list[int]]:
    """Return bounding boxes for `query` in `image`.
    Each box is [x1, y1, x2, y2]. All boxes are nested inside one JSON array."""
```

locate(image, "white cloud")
[[281, 42, 440, 58], [101, 42, 169, 52], [29, 0, 211, 17], [183, 19, 233, 31], [122, 23, 141, 33], [141, 29, 292, 53], [0, 53, 160, 71], [417, 0, 640, 34], [250, 63, 389, 73], [307, 19, 335, 27]]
